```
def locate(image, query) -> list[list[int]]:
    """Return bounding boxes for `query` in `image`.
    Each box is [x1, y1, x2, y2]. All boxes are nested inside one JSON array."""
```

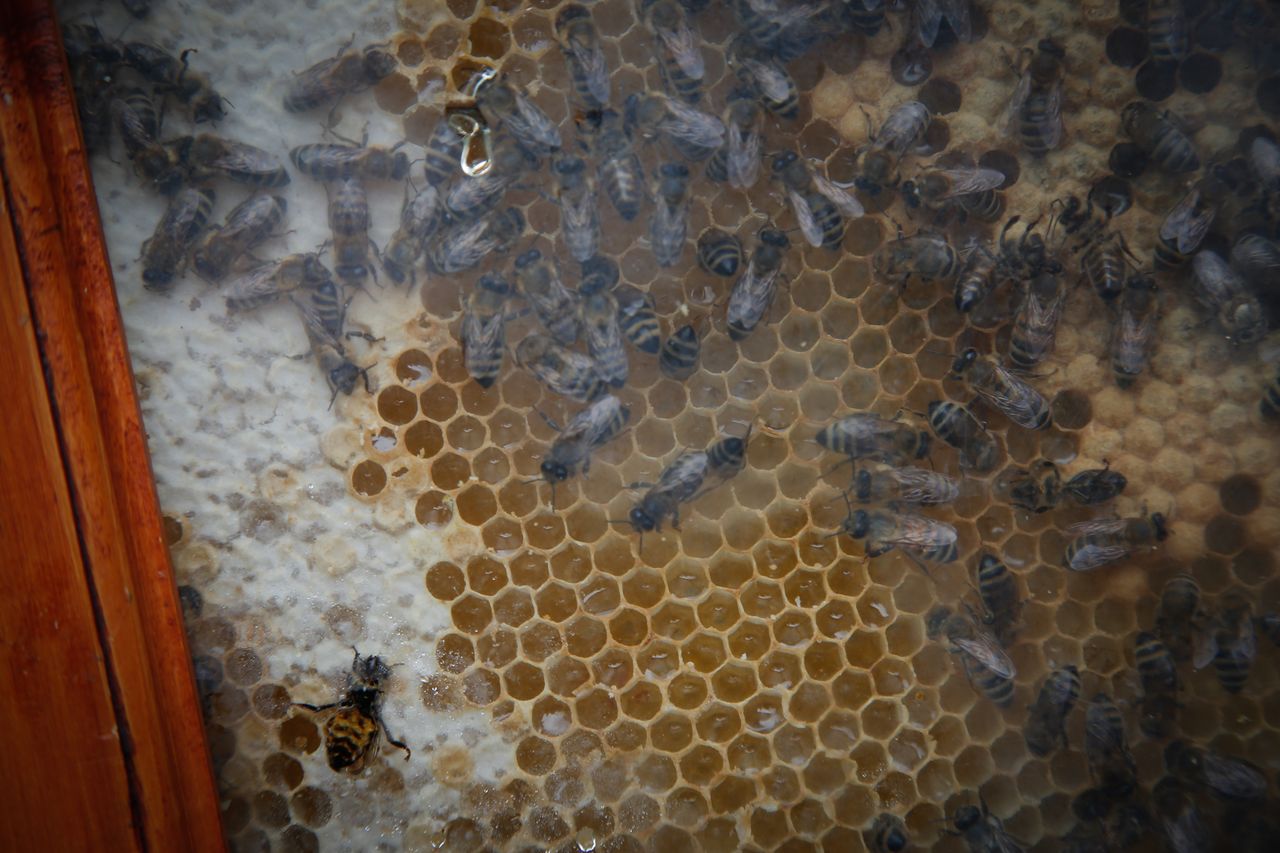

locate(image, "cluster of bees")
[[64, 0, 1280, 849]]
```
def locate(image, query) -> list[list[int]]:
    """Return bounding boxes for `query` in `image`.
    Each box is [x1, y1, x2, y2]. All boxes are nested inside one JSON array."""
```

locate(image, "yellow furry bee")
[[295, 649, 410, 773]]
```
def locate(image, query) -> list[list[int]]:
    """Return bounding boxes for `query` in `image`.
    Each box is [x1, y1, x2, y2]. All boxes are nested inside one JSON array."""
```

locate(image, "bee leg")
[[292, 701, 338, 712], [376, 713, 412, 759]]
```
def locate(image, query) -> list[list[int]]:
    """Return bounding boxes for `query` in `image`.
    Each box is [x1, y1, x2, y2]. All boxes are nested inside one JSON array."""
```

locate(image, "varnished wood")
[[0, 2, 225, 850]]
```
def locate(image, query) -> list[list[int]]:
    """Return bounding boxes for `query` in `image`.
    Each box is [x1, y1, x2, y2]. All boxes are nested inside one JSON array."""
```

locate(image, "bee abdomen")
[[967, 657, 1015, 707], [1213, 647, 1251, 693], [660, 324, 700, 380], [696, 228, 742, 277], [325, 708, 378, 771]]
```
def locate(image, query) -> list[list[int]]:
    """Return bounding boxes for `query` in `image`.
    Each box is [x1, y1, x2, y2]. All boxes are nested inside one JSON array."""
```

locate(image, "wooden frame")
[[0, 2, 225, 850]]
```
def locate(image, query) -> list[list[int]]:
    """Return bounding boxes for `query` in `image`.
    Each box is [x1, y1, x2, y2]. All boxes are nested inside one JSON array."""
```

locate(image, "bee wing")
[[727, 258, 780, 327], [878, 511, 957, 549], [1067, 540, 1131, 572], [878, 101, 931, 153], [1191, 624, 1219, 670], [888, 466, 958, 504], [1002, 69, 1033, 137], [565, 37, 611, 105], [742, 59, 792, 103], [655, 450, 710, 501], [291, 290, 343, 350], [656, 19, 705, 80], [513, 93, 563, 149], [1237, 612, 1257, 659], [935, 167, 1006, 197], [1159, 189, 1214, 253], [1040, 80, 1064, 149], [1066, 517, 1129, 536], [812, 174, 866, 219], [727, 124, 762, 190], [461, 298, 504, 356], [915, 0, 945, 46], [788, 188, 825, 248], [661, 98, 726, 148], [225, 262, 290, 311], [953, 636, 1016, 679]]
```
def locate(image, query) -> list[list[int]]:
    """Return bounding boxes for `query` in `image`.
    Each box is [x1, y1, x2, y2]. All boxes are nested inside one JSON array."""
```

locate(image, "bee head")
[[142, 265, 175, 290], [552, 153, 586, 177], [950, 347, 979, 376], [848, 509, 870, 538], [329, 361, 362, 396], [760, 227, 790, 249], [924, 605, 952, 640], [352, 651, 393, 687], [362, 47, 399, 80], [952, 805, 981, 831], [884, 828, 907, 852], [389, 151, 411, 181], [478, 273, 512, 295], [629, 506, 657, 533], [977, 553, 1001, 574], [540, 460, 569, 484], [1150, 512, 1169, 540], [770, 150, 798, 173], [515, 247, 542, 269]]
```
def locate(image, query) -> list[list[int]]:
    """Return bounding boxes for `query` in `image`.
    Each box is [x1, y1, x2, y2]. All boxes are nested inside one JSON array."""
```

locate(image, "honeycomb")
[[67, 0, 1280, 849]]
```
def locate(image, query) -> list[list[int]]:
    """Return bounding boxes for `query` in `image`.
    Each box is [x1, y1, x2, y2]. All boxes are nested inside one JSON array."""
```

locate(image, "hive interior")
[[61, 0, 1280, 850]]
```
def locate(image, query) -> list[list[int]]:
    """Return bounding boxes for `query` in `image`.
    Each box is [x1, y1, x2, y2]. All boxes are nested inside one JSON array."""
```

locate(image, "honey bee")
[[580, 286, 628, 388], [193, 194, 287, 281], [660, 322, 702, 380], [475, 77, 561, 155], [1191, 250, 1266, 345], [290, 142, 409, 182], [696, 228, 743, 277], [294, 649, 410, 773], [947, 799, 1024, 852], [292, 274, 371, 404], [1146, 0, 1190, 62], [1164, 740, 1268, 802], [817, 413, 932, 466], [460, 273, 512, 388], [856, 100, 931, 196], [555, 4, 610, 109], [927, 606, 1014, 708], [1135, 631, 1179, 739], [423, 118, 465, 188], [628, 92, 726, 161], [515, 248, 579, 346], [1154, 184, 1216, 271], [646, 0, 705, 103], [1157, 574, 1202, 664], [614, 284, 660, 354], [950, 348, 1052, 431], [444, 136, 534, 220], [382, 182, 442, 286], [1194, 590, 1256, 694], [1084, 692, 1136, 797], [873, 231, 960, 288], [1024, 666, 1080, 757], [142, 186, 216, 290], [580, 109, 645, 221], [867, 812, 909, 853], [1152, 778, 1210, 853], [727, 225, 790, 340], [773, 151, 860, 249], [1061, 462, 1127, 506], [225, 252, 327, 313], [425, 206, 524, 276], [733, 46, 799, 119], [629, 450, 711, 534], [1263, 368, 1280, 420], [539, 394, 630, 505], [650, 163, 692, 267], [954, 244, 999, 313], [903, 166, 1006, 223], [553, 155, 601, 264], [1007, 271, 1065, 372], [1111, 274, 1159, 388], [110, 88, 185, 193], [327, 177, 374, 285], [120, 41, 226, 123], [997, 459, 1061, 514], [975, 553, 1021, 645], [182, 133, 291, 188], [836, 506, 959, 565], [1062, 512, 1168, 572], [927, 400, 999, 473], [515, 334, 606, 402], [1005, 39, 1065, 155], [851, 463, 959, 506], [283, 40, 397, 114], [706, 88, 762, 189], [1121, 102, 1199, 174]]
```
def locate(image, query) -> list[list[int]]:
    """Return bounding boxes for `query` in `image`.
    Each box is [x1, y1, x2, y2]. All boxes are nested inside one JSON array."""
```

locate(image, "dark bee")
[[696, 228, 743, 277], [294, 649, 410, 774], [903, 166, 1006, 223], [1192, 250, 1265, 345], [460, 273, 512, 388], [444, 135, 535, 220], [555, 3, 610, 109], [1263, 368, 1280, 420], [1157, 574, 1202, 664], [857, 100, 931, 196], [954, 244, 999, 313], [539, 394, 630, 505], [283, 40, 397, 114], [1008, 271, 1065, 373], [706, 88, 762, 189], [423, 119, 466, 188], [425, 206, 524, 276], [182, 133, 291, 188], [292, 271, 371, 404], [1164, 740, 1268, 802], [193, 194, 287, 281], [1146, 0, 1189, 62], [1061, 462, 1127, 505], [927, 401, 999, 473], [660, 322, 702, 380], [290, 142, 409, 182], [927, 607, 1013, 706], [867, 812, 909, 853], [629, 450, 710, 534], [1154, 184, 1216, 271], [110, 88, 185, 193], [975, 553, 1021, 645], [1062, 512, 1168, 572], [997, 459, 1061, 514], [225, 252, 327, 314], [614, 284, 660, 354], [1111, 274, 1159, 388], [950, 348, 1052, 431], [947, 799, 1024, 852], [580, 286, 628, 388], [650, 163, 692, 267], [837, 507, 959, 565], [515, 334, 606, 402], [1152, 777, 1210, 853], [327, 177, 373, 285], [1121, 102, 1199, 174], [1084, 692, 1136, 797], [1005, 39, 1065, 155], [1024, 666, 1080, 757], [382, 183, 442, 286], [734, 46, 799, 119], [553, 155, 601, 264], [873, 232, 959, 288], [852, 463, 959, 506], [120, 41, 226, 123], [581, 109, 645, 221], [727, 225, 790, 340], [1196, 590, 1256, 694], [817, 413, 931, 466], [515, 248, 579, 346], [475, 77, 561, 155], [1136, 631, 1179, 739], [141, 186, 216, 290]]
